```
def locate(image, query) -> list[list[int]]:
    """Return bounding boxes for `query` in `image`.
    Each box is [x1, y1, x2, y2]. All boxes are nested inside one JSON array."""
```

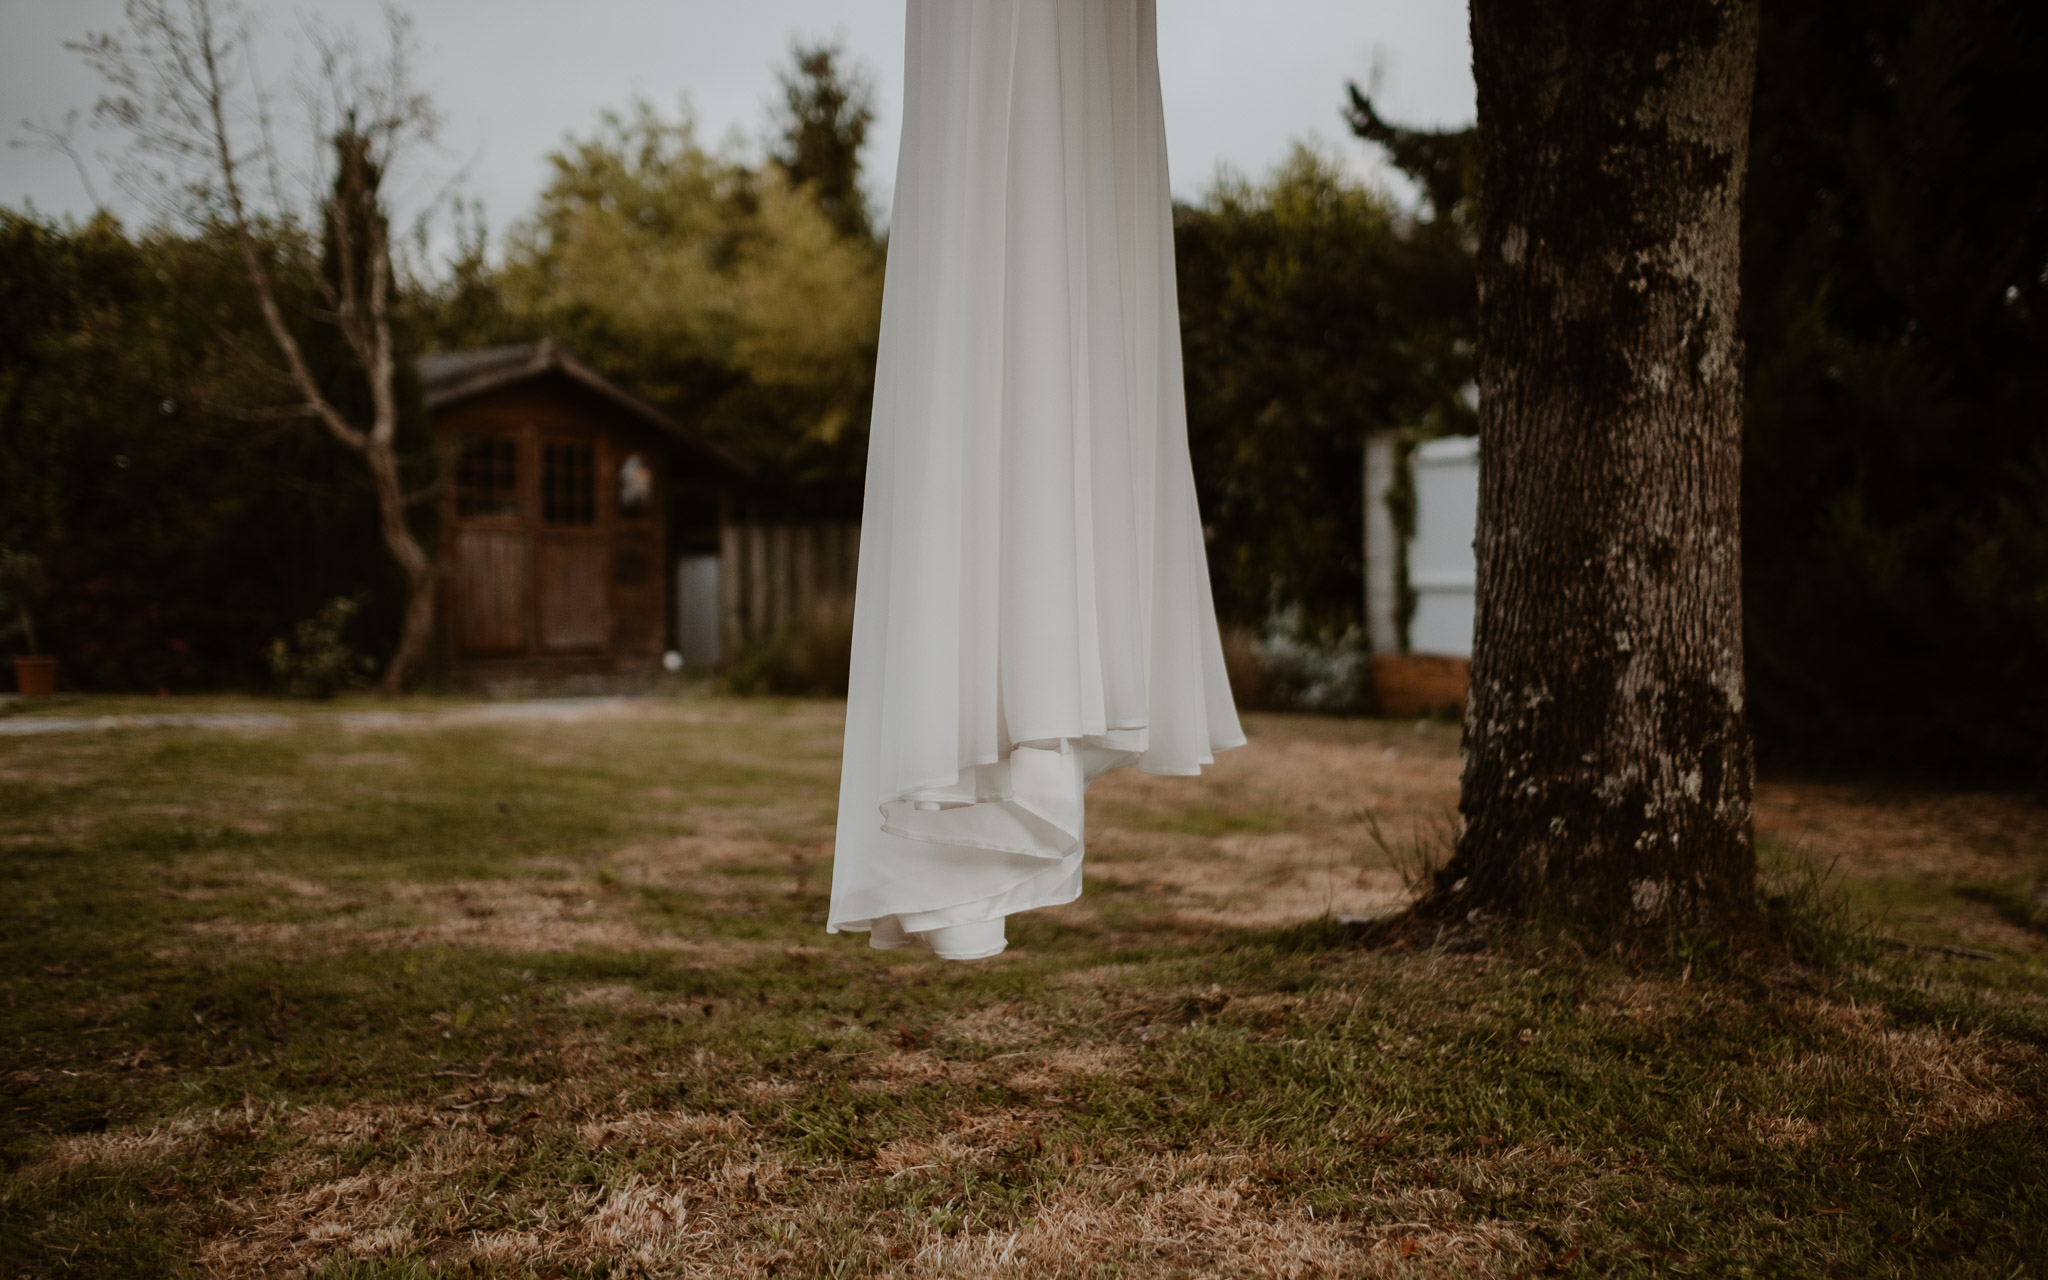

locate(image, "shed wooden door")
[[609, 448, 664, 660], [448, 433, 529, 657], [536, 539, 608, 650], [609, 533, 663, 658], [452, 529, 528, 654], [536, 437, 609, 652]]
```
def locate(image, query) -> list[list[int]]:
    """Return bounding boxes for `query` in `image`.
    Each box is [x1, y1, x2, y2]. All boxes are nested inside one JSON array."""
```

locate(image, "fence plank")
[[716, 521, 861, 655], [746, 524, 769, 642], [718, 522, 740, 662]]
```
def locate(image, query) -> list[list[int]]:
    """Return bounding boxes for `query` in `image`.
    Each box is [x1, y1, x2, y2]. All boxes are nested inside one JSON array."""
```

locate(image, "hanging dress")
[[827, 0, 1245, 960]]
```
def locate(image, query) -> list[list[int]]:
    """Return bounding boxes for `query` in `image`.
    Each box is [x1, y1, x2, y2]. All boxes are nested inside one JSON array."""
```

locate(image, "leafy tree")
[[1741, 0, 2048, 780], [1176, 143, 1475, 638], [0, 210, 413, 689], [493, 98, 883, 516], [421, 45, 887, 518], [770, 41, 877, 243], [1341, 87, 1478, 229], [415, 197, 512, 355]]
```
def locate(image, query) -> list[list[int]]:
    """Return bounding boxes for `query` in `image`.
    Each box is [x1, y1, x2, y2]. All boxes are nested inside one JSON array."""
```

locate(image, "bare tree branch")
[[193, 2, 367, 454], [402, 474, 447, 508], [207, 326, 302, 389], [79, 0, 445, 692], [10, 109, 107, 211], [193, 397, 321, 423], [240, 30, 294, 247]]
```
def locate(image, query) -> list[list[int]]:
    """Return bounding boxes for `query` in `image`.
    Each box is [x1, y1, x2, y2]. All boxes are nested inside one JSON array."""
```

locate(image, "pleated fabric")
[[827, 0, 1245, 960]]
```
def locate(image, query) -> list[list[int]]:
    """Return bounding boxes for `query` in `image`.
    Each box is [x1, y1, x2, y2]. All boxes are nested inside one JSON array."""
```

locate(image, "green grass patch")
[[1, 698, 2045, 1277]]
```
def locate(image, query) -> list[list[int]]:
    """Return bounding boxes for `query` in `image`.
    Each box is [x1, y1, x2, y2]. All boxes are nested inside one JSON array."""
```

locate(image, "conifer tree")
[[771, 42, 877, 244]]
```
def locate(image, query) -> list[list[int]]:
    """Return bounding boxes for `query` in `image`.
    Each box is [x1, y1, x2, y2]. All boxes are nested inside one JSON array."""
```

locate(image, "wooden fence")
[[718, 522, 861, 656]]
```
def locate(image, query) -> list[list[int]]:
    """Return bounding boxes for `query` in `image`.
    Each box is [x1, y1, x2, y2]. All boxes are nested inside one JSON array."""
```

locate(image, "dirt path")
[[0, 695, 650, 736]]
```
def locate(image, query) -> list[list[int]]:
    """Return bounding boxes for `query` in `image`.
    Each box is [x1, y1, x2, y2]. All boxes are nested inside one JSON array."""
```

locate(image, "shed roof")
[[418, 340, 750, 477]]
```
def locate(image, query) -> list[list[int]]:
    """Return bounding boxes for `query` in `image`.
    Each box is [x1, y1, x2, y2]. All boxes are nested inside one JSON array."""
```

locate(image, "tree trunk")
[[84, 0, 440, 693], [365, 440, 436, 695], [1423, 0, 1760, 932]]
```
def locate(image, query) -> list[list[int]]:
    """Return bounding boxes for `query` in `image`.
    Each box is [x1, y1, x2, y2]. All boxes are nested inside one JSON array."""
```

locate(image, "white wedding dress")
[[827, 0, 1244, 960]]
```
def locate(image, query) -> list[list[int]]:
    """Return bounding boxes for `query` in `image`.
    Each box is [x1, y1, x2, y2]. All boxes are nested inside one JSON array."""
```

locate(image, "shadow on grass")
[[5, 709, 2047, 1275]]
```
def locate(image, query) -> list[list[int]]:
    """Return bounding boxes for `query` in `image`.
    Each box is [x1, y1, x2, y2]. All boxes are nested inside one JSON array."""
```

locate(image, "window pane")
[[455, 435, 519, 518], [542, 441, 597, 526]]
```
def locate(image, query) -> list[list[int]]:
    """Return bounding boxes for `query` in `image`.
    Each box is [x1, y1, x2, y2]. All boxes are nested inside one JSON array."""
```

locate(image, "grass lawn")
[[1, 693, 2045, 1278]]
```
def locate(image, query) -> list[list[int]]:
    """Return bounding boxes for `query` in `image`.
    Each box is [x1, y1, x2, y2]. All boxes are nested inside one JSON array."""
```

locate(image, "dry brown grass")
[[167, 877, 771, 963], [1086, 711, 2048, 950], [7, 697, 2048, 1277], [179, 1111, 1549, 1280], [1083, 716, 1457, 931], [1755, 779, 2048, 883]]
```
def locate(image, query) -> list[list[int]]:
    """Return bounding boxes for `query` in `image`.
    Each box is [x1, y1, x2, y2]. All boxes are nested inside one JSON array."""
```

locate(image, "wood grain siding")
[[610, 534, 664, 659], [719, 521, 861, 654], [452, 529, 528, 654], [428, 362, 717, 684], [536, 538, 608, 652]]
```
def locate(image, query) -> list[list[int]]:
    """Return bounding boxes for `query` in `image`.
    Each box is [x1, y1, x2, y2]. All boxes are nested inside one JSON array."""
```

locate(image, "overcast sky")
[[2, 0, 1474, 259]]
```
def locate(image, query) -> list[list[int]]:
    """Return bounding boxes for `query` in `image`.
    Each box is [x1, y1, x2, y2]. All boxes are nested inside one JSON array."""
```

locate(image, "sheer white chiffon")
[[827, 0, 1244, 960]]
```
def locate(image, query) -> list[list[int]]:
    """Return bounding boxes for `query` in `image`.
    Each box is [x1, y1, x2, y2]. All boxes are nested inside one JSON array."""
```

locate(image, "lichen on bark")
[[1422, 0, 1761, 935]]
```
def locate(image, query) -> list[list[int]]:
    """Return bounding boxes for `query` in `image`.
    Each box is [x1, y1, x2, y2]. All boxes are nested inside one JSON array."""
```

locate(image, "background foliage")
[[5, 14, 2046, 784], [1741, 0, 2048, 778], [426, 47, 884, 520], [1176, 126, 1476, 640], [1, 46, 877, 691], [0, 211, 413, 690]]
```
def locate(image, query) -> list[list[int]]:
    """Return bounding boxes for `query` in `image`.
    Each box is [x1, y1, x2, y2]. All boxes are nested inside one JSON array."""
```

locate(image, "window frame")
[[539, 437, 601, 529], [451, 432, 523, 525]]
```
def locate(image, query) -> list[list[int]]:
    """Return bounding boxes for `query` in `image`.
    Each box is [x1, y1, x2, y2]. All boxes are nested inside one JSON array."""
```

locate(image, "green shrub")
[[264, 596, 375, 698], [1742, 0, 2048, 780], [725, 608, 854, 697], [0, 548, 42, 655]]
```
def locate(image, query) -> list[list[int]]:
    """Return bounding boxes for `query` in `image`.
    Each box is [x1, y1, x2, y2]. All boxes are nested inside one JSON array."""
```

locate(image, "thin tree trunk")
[[85, 0, 439, 691], [364, 441, 436, 694], [207, 102, 433, 693], [1423, 0, 1760, 932]]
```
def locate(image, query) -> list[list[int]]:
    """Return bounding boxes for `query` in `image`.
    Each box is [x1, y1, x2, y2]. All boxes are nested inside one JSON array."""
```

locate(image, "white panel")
[[676, 554, 722, 667], [1410, 590, 1475, 657], [1407, 436, 1479, 657]]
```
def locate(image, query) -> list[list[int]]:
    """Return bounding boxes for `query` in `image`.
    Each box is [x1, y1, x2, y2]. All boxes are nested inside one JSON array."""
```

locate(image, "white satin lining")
[[881, 734, 1144, 859], [867, 915, 1010, 960]]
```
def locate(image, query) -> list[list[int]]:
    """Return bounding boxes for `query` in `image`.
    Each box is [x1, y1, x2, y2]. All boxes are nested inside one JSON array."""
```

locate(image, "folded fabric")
[[827, 0, 1245, 960]]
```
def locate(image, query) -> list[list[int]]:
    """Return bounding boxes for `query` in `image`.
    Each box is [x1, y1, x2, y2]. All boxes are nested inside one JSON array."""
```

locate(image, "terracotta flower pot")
[[13, 654, 56, 698], [1369, 653, 1469, 718]]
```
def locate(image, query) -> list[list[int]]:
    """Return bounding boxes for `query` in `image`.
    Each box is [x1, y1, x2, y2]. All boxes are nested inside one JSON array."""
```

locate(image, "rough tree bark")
[[1422, 0, 1761, 932]]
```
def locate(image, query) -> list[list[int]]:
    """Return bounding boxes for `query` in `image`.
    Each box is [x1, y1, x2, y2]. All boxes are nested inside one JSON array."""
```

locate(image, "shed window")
[[542, 441, 597, 526], [454, 435, 519, 518]]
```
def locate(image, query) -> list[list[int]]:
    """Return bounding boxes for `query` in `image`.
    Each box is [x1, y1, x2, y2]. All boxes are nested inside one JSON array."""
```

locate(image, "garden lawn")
[[1, 693, 2045, 1278]]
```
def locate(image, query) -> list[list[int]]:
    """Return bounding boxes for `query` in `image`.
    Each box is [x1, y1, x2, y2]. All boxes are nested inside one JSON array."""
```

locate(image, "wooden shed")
[[419, 342, 745, 687]]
